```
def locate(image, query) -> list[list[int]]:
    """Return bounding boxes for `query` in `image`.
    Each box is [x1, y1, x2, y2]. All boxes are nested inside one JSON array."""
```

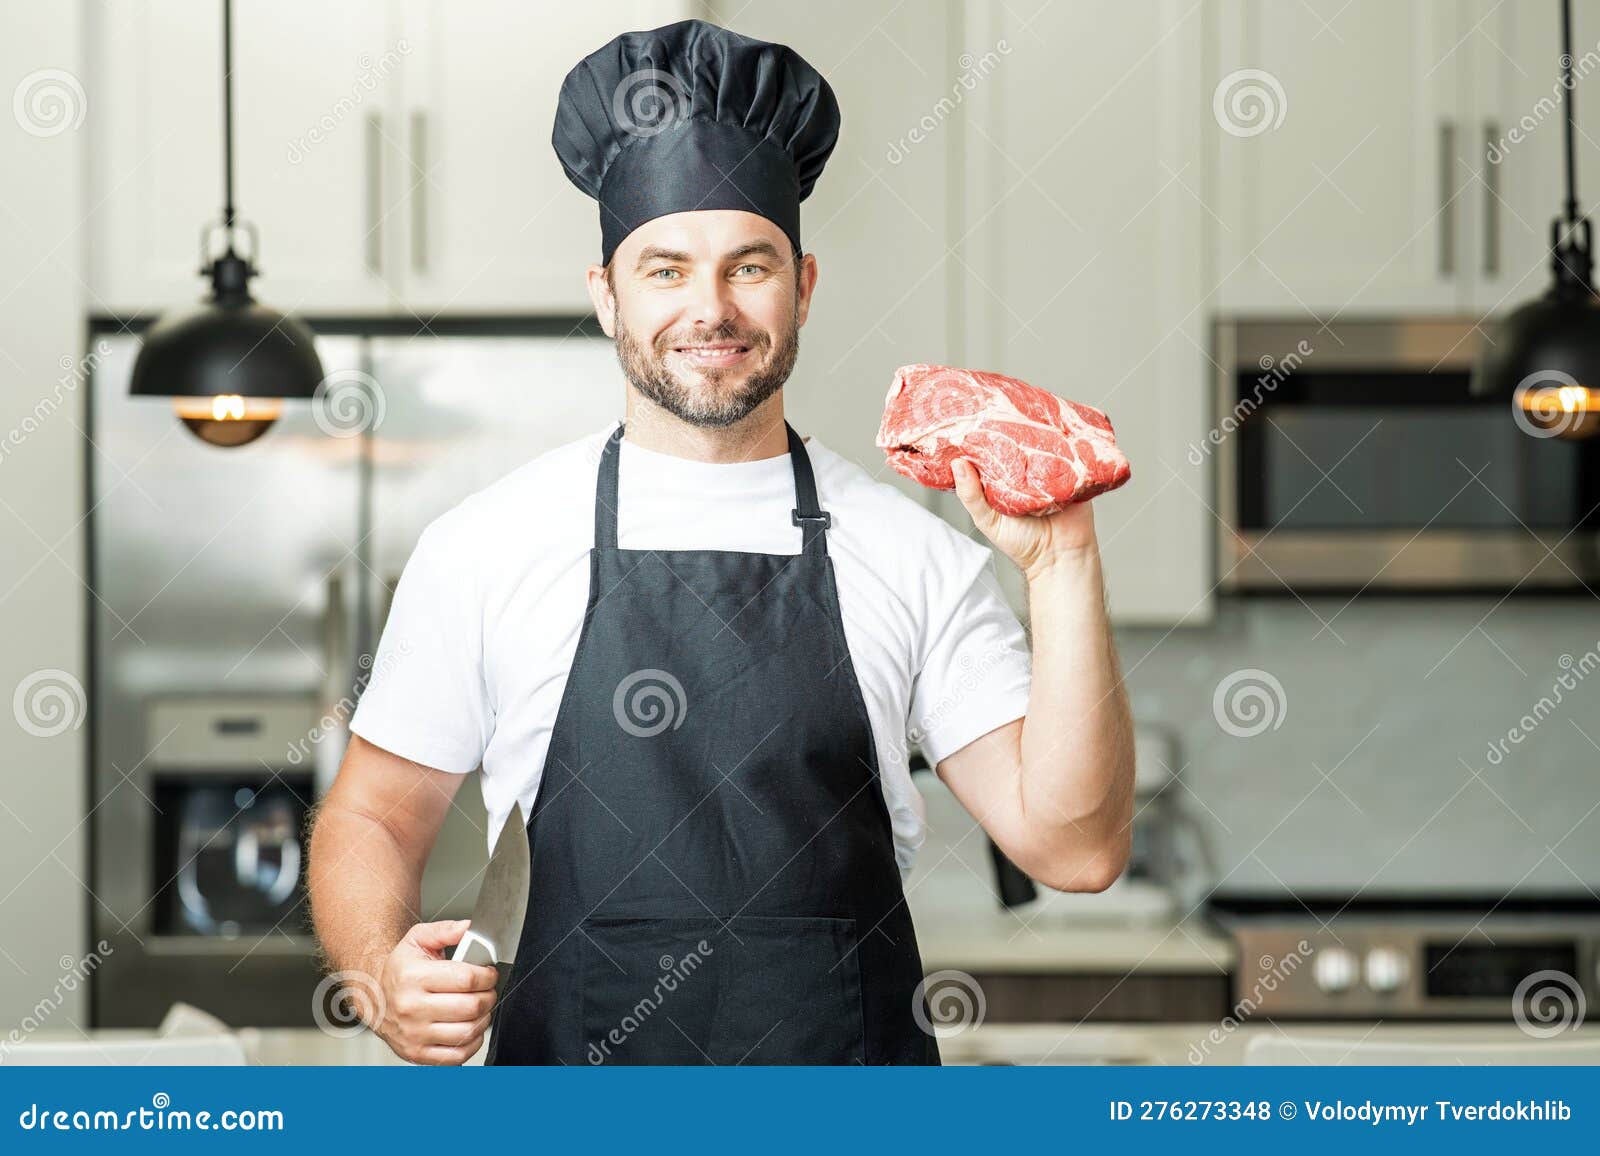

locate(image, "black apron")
[[487, 422, 938, 1065]]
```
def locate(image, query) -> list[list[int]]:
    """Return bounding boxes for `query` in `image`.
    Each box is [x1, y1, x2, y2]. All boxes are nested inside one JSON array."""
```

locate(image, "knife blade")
[[451, 803, 529, 966]]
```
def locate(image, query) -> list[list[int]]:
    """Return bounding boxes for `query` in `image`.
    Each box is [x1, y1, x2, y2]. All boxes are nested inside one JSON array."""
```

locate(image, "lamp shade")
[[129, 299, 323, 403], [130, 251, 326, 447], [1471, 287, 1600, 439]]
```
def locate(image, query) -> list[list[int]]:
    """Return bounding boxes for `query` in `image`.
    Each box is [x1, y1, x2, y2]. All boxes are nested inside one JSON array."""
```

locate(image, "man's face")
[[591, 210, 817, 429]]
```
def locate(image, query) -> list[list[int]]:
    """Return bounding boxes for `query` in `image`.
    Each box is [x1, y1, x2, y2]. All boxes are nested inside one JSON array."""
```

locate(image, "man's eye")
[[649, 268, 681, 281], [734, 264, 766, 276]]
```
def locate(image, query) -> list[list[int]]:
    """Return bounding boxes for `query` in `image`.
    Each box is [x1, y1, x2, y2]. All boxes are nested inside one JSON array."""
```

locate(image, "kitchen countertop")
[[913, 913, 1234, 974], [934, 1021, 1600, 1065], [23, 1021, 1594, 1066]]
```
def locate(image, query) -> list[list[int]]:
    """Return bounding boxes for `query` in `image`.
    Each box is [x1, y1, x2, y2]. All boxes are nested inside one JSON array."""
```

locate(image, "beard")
[[614, 303, 800, 430]]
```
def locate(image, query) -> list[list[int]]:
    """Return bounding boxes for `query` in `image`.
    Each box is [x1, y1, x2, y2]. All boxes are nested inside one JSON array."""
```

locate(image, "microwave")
[[1212, 319, 1600, 591]]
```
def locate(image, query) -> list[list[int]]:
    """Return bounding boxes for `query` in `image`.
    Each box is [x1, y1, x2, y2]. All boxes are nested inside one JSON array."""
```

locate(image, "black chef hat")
[[552, 19, 841, 267]]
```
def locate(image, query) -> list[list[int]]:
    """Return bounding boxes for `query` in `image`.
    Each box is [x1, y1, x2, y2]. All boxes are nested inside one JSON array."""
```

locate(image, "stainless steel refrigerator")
[[88, 321, 622, 1027]]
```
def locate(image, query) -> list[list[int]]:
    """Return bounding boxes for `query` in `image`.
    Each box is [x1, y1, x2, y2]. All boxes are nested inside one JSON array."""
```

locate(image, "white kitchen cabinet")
[[1211, 0, 1596, 318], [88, 1, 699, 317], [394, 1, 699, 314], [959, 0, 1212, 625], [1211, 0, 1463, 314], [88, 0, 402, 314]]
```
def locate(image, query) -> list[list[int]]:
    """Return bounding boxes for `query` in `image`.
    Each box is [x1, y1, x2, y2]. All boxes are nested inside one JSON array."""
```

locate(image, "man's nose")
[[684, 272, 739, 332]]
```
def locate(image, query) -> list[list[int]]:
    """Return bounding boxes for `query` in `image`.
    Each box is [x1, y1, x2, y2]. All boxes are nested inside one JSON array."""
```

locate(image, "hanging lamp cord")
[[1551, 0, 1596, 294], [1563, 0, 1579, 226], [222, 0, 233, 233]]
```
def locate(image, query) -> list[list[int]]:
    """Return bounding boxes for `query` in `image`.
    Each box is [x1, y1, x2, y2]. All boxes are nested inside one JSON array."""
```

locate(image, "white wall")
[[0, 0, 89, 1028]]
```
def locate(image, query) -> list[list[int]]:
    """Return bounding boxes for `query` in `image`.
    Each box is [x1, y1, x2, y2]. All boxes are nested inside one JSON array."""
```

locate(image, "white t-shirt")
[[348, 422, 1033, 871]]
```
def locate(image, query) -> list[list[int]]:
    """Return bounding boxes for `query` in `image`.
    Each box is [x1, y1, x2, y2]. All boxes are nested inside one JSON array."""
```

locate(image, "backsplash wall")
[[1114, 596, 1600, 897]]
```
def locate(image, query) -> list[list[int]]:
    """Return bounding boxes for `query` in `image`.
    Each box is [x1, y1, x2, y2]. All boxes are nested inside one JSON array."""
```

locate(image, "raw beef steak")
[[875, 364, 1132, 516]]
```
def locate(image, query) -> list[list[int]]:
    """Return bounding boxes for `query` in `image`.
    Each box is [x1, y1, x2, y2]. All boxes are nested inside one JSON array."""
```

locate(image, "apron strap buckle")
[[791, 509, 832, 529], [792, 508, 832, 554]]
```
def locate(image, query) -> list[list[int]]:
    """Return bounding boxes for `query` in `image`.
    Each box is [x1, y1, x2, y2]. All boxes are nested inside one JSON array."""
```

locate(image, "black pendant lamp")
[[1472, 0, 1600, 439], [129, 0, 323, 448]]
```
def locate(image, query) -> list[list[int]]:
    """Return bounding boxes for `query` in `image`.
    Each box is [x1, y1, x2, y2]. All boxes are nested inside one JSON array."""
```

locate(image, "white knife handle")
[[451, 929, 498, 966]]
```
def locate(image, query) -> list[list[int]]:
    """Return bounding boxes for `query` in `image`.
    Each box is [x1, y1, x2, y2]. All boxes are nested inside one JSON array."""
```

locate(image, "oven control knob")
[[1364, 946, 1409, 993], [1313, 946, 1358, 993]]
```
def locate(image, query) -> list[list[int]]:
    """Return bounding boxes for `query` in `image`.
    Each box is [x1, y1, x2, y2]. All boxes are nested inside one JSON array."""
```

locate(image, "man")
[[309, 18, 1133, 1066]]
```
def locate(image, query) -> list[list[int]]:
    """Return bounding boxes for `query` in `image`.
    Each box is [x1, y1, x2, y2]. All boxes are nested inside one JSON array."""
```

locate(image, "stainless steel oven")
[[93, 695, 327, 1028], [1213, 896, 1600, 1021], [1213, 319, 1600, 591]]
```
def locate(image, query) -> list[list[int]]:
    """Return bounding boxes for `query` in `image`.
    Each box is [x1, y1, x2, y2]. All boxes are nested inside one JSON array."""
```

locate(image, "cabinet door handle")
[[410, 110, 428, 276], [1483, 121, 1500, 278], [1439, 119, 1457, 277], [365, 112, 384, 276]]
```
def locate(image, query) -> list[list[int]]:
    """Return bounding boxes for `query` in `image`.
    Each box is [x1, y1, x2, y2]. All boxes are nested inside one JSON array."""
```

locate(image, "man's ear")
[[795, 251, 818, 328], [587, 265, 616, 336]]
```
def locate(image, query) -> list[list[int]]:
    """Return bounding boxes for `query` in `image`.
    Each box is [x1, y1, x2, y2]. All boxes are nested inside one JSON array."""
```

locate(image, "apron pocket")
[[580, 915, 865, 1065]]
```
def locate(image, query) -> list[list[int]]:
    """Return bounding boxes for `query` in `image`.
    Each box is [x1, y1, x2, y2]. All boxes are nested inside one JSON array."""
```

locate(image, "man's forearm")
[[306, 746, 491, 1062], [308, 802, 425, 988], [1016, 548, 1136, 889]]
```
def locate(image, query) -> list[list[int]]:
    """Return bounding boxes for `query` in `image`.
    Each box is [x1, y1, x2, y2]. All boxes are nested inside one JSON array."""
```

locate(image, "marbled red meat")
[[875, 364, 1131, 516]]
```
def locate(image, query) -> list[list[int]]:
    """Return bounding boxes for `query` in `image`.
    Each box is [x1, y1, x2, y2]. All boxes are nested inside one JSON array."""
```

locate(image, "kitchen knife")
[[451, 803, 529, 966]]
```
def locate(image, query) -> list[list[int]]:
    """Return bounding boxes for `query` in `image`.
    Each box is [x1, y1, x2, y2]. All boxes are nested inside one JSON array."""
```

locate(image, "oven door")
[[1215, 320, 1600, 591]]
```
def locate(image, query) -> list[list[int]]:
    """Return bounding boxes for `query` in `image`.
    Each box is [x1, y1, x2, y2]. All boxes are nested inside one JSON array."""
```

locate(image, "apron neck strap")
[[594, 424, 626, 549], [594, 422, 830, 556], [785, 422, 830, 557]]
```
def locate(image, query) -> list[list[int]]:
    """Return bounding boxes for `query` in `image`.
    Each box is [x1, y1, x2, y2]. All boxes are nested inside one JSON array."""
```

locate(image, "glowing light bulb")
[[170, 395, 283, 447]]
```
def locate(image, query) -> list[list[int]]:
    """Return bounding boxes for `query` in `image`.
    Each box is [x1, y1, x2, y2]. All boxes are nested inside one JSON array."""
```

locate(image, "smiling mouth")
[[672, 344, 753, 365]]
